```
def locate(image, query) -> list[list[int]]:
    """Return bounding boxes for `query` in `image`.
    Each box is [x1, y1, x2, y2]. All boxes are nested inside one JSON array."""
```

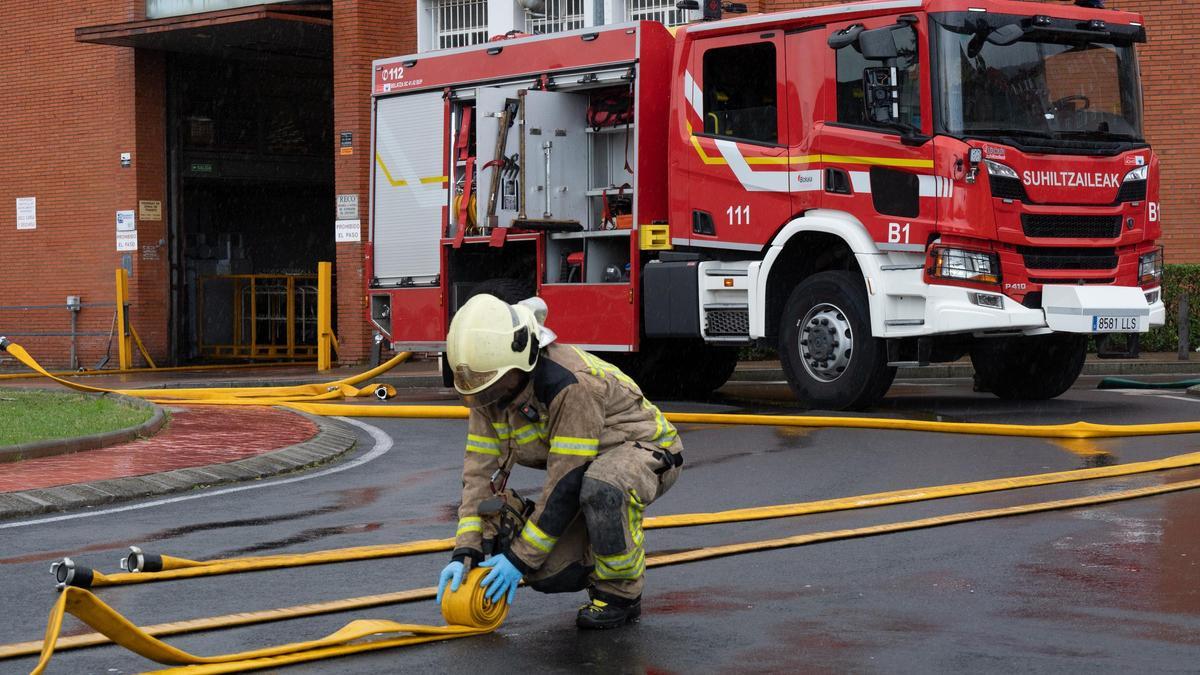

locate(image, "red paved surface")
[[0, 406, 318, 493]]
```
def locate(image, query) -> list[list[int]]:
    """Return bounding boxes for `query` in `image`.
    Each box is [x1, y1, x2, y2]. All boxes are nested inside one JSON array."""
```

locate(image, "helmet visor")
[[460, 368, 528, 410], [452, 364, 500, 395]]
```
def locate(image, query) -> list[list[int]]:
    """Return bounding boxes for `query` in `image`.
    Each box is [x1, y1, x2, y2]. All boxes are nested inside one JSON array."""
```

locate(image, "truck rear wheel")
[[617, 340, 739, 400], [778, 271, 895, 411], [970, 334, 1087, 400]]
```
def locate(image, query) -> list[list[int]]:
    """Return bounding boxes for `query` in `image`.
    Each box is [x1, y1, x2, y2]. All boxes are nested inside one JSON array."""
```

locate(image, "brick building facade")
[[0, 0, 1194, 368]]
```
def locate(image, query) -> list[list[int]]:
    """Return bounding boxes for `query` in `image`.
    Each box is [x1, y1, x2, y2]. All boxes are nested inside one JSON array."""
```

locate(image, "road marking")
[[1106, 389, 1200, 403], [0, 418, 393, 531]]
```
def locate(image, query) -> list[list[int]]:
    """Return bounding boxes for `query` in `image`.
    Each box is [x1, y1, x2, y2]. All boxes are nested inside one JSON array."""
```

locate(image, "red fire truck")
[[366, 0, 1164, 410]]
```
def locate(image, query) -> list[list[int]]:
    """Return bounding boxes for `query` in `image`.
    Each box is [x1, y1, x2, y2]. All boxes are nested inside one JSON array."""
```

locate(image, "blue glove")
[[436, 560, 465, 604], [478, 553, 522, 604]]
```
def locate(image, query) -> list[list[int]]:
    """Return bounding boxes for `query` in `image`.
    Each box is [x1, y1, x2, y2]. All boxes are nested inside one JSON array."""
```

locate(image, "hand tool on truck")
[[483, 98, 520, 231]]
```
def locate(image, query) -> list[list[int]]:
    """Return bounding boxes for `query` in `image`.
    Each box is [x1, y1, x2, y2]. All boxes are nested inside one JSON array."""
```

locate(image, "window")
[[525, 0, 586, 35], [701, 42, 778, 145], [431, 0, 488, 50], [836, 24, 921, 130], [626, 0, 695, 27]]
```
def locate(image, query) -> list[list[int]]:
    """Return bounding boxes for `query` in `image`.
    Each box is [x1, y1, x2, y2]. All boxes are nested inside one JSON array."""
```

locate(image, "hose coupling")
[[374, 384, 394, 401], [50, 557, 94, 591], [0, 336, 10, 351], [119, 546, 163, 573]]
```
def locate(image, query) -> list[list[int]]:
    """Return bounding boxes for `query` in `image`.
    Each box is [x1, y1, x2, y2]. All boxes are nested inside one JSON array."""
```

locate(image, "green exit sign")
[[190, 162, 213, 174]]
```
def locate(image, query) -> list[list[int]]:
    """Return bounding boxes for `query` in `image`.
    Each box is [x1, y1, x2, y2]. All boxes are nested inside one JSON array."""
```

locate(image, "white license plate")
[[1092, 315, 1140, 332]]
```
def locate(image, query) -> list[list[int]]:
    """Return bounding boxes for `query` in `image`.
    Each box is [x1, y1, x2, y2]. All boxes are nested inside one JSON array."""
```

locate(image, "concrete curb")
[[0, 392, 167, 464], [0, 411, 358, 521]]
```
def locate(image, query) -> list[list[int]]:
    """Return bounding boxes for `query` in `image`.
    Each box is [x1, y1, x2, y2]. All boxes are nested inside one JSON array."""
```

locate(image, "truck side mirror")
[[858, 26, 899, 60], [863, 67, 899, 124], [986, 23, 1025, 46], [828, 23, 864, 50]]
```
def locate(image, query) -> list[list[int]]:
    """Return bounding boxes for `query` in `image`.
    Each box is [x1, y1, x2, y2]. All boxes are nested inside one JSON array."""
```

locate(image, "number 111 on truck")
[[366, 0, 1165, 410]]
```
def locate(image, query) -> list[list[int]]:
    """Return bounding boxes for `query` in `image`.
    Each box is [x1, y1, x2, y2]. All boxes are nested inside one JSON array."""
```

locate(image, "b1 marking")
[[1149, 202, 1159, 223], [888, 222, 911, 244]]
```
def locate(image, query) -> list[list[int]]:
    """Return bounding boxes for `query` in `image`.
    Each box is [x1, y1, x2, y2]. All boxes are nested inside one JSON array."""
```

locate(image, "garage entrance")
[[171, 53, 333, 360], [77, 4, 334, 362]]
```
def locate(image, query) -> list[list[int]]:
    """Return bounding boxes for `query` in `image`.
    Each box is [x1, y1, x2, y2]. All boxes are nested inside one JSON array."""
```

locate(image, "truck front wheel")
[[778, 271, 895, 410], [970, 334, 1087, 400]]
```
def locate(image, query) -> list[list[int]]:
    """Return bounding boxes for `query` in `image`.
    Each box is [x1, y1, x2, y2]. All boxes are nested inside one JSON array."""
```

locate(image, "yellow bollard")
[[317, 261, 334, 371], [115, 268, 133, 371]]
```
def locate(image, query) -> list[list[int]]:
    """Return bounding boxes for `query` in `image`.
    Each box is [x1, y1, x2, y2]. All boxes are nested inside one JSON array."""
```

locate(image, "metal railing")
[[625, 0, 694, 26], [524, 0, 585, 34], [432, 0, 489, 49], [197, 274, 321, 360], [0, 300, 116, 371]]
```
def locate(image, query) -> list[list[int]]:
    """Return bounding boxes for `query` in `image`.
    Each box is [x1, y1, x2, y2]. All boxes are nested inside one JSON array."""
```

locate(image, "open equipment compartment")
[[369, 21, 675, 352]]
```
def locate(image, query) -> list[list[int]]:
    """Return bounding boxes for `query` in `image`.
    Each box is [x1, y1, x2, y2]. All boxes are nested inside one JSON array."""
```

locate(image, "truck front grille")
[[1020, 246, 1118, 270], [992, 176, 1144, 205], [1021, 214, 1122, 239], [990, 175, 1029, 201], [1114, 180, 1147, 203]]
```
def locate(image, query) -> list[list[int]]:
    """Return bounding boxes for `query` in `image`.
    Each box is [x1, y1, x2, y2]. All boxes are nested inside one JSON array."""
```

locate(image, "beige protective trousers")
[[524, 441, 682, 601]]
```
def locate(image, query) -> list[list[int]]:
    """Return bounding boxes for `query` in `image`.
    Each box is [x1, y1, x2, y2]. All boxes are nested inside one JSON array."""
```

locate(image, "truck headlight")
[[930, 247, 1001, 285], [1123, 165, 1149, 182], [1139, 247, 1163, 285], [985, 160, 1019, 180]]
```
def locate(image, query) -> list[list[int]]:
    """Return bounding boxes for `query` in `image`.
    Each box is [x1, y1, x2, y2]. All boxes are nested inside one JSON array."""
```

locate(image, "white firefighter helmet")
[[446, 294, 554, 404]]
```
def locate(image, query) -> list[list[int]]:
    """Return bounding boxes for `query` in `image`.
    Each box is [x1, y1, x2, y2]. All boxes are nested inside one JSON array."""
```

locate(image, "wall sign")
[[139, 200, 162, 221], [337, 194, 359, 219], [335, 219, 362, 243], [15, 197, 35, 230]]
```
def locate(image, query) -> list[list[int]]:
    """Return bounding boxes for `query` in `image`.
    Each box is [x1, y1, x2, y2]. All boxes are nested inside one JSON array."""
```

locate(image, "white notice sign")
[[116, 230, 139, 252], [116, 210, 136, 232], [335, 219, 362, 243], [336, 194, 359, 220], [16, 197, 36, 230]]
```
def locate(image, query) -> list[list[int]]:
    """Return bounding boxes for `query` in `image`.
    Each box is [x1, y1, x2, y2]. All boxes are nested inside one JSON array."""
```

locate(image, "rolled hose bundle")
[[30, 569, 506, 675]]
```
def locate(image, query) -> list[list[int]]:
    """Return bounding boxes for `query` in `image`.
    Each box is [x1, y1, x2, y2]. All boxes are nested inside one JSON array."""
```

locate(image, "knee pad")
[[579, 477, 629, 555]]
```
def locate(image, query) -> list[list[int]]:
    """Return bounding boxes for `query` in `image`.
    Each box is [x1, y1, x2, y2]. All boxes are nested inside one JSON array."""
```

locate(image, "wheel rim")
[[798, 302, 853, 383]]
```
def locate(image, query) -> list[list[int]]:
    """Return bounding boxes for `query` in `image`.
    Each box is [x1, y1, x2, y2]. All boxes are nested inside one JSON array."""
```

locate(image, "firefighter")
[[435, 293, 683, 629]]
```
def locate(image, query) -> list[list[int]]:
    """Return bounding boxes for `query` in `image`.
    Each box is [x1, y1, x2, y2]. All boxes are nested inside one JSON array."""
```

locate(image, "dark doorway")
[[168, 52, 333, 361]]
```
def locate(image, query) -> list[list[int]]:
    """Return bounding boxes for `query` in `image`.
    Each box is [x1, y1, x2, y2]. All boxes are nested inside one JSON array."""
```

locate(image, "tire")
[[464, 278, 534, 306], [970, 334, 1087, 400], [778, 271, 895, 411], [684, 345, 739, 396], [615, 340, 739, 400]]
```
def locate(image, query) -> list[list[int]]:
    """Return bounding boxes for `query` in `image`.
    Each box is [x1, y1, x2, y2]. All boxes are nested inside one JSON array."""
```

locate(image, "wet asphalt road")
[[2, 376, 1199, 673]]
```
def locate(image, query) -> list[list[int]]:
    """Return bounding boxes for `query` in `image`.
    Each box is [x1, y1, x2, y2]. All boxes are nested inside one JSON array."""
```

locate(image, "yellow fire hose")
[[49, 447, 1200, 591], [5, 339, 1200, 671], [27, 568, 506, 675], [0, 341, 407, 404], [10, 475, 1200, 673], [281, 402, 1200, 439]]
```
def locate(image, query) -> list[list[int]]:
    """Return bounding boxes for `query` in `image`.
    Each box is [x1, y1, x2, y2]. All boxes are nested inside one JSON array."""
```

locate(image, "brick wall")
[[332, 0, 418, 364], [0, 1, 167, 370], [760, 0, 1199, 263]]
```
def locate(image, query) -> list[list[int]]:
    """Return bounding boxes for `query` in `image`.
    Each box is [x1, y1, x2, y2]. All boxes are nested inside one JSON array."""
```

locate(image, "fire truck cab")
[[368, 0, 1165, 410]]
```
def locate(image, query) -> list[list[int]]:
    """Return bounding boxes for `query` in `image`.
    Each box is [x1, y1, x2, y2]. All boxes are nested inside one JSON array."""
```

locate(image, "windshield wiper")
[[962, 127, 1055, 140], [876, 119, 931, 145], [1058, 130, 1144, 142]]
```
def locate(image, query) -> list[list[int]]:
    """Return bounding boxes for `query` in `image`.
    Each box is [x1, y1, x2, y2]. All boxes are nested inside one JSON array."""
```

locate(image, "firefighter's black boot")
[[576, 592, 641, 630]]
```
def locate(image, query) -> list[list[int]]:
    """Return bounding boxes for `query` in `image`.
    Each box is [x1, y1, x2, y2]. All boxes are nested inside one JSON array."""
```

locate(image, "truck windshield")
[[932, 12, 1144, 147]]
